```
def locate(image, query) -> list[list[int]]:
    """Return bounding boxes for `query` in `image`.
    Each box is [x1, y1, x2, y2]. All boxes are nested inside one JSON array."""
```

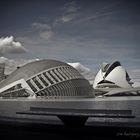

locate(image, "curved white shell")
[[93, 61, 132, 89]]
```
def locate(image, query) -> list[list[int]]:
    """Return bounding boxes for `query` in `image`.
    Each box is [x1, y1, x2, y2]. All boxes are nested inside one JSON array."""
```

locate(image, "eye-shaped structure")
[[0, 59, 93, 98], [93, 61, 132, 89]]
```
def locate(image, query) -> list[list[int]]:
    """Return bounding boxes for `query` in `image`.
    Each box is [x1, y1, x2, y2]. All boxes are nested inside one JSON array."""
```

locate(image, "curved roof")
[[93, 61, 132, 88], [104, 61, 121, 78], [0, 59, 72, 89]]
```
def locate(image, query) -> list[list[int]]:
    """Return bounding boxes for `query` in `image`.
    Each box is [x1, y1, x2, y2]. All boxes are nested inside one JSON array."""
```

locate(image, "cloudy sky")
[[0, 0, 140, 70]]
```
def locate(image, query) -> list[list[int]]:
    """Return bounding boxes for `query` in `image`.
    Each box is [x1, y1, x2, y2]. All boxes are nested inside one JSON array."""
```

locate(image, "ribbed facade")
[[26, 65, 92, 97], [0, 60, 93, 98]]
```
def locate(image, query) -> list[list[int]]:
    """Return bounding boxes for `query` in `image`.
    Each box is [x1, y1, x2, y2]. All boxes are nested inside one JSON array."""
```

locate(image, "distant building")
[[0, 59, 93, 98], [93, 61, 133, 89]]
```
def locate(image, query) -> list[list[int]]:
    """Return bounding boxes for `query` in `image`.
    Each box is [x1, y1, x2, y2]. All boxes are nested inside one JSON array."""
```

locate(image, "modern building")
[[0, 60, 140, 130], [0, 59, 93, 98], [93, 61, 133, 89]]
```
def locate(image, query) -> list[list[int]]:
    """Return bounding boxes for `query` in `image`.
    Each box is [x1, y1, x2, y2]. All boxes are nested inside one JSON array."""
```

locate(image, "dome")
[[93, 61, 132, 89], [0, 59, 93, 98]]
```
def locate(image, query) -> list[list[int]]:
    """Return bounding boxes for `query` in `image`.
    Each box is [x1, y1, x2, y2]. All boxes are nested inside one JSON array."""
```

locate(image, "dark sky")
[[0, 0, 140, 70]]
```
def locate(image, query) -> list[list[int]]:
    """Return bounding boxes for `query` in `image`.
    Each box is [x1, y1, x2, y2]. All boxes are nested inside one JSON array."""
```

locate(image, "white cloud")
[[75, 11, 114, 23], [68, 62, 95, 84], [31, 22, 55, 41], [61, 2, 78, 22], [39, 31, 54, 41], [68, 62, 90, 73], [32, 22, 51, 30], [73, 1, 120, 24], [30, 2, 80, 41], [61, 13, 77, 23], [0, 57, 39, 75], [126, 69, 140, 87], [0, 36, 27, 54], [64, 1, 79, 13], [55, 1, 80, 24], [129, 69, 140, 82], [133, 82, 140, 87]]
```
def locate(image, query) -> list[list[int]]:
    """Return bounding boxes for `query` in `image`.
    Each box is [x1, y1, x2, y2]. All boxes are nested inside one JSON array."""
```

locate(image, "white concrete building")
[[93, 61, 133, 89]]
